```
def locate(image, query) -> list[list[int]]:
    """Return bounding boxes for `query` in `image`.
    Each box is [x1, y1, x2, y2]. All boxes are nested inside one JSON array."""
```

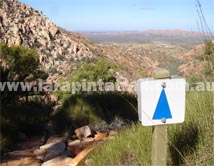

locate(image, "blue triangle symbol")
[[152, 88, 172, 120]]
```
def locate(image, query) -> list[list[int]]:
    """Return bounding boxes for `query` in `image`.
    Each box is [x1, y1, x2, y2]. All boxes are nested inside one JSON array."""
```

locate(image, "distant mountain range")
[[81, 30, 213, 48]]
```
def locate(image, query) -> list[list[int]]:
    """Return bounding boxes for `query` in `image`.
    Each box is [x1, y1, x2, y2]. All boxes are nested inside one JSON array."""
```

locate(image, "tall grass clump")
[[168, 91, 214, 165], [89, 123, 152, 166], [88, 91, 213, 165]]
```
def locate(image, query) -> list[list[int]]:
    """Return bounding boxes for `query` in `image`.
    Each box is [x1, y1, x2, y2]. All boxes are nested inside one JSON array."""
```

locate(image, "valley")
[[0, 0, 214, 166]]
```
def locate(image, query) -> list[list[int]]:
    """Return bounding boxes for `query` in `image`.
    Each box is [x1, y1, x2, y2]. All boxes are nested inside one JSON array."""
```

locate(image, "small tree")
[[0, 42, 48, 103], [71, 59, 116, 82], [55, 59, 116, 102], [0, 43, 50, 152], [205, 40, 214, 55]]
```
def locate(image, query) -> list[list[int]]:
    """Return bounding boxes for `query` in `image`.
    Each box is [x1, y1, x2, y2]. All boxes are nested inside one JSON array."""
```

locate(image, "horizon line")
[[68, 29, 214, 34]]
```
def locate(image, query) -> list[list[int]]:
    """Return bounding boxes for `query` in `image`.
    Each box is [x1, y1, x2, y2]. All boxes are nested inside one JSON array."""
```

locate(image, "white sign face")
[[137, 78, 186, 126]]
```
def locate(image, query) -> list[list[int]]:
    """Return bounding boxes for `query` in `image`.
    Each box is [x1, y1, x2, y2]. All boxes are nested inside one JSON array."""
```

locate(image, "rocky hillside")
[[0, 0, 94, 81], [0, 0, 142, 89], [0, 0, 208, 92], [178, 44, 206, 77]]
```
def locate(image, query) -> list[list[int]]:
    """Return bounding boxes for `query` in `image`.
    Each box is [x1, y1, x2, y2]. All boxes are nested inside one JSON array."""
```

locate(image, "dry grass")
[[88, 91, 214, 165]]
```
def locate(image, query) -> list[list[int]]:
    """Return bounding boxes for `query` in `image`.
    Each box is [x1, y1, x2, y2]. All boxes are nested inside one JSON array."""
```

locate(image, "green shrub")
[[52, 92, 138, 134], [0, 101, 51, 152], [0, 42, 39, 81], [55, 58, 117, 104], [47, 67, 57, 74], [205, 40, 214, 56], [70, 59, 116, 82], [193, 41, 214, 81], [90, 48, 103, 57], [1, 103, 50, 135], [187, 74, 201, 87], [0, 42, 48, 103], [0, 117, 18, 152], [52, 97, 102, 134]]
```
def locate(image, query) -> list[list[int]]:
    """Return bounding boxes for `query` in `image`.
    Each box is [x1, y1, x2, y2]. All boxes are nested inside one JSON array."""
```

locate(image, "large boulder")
[[49, 26, 59, 38], [41, 155, 71, 166]]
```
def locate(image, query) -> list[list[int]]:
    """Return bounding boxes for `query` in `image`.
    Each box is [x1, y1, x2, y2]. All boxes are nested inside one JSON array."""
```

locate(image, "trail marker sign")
[[137, 78, 186, 126]]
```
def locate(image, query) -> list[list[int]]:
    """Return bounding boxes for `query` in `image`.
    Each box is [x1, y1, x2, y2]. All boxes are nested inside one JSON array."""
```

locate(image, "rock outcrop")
[[0, 129, 117, 166], [0, 0, 94, 81]]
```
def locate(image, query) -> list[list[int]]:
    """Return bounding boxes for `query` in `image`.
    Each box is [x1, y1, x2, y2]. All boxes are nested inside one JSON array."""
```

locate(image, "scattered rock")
[[69, 146, 94, 166], [0, 157, 41, 166], [40, 142, 66, 161], [16, 136, 44, 150], [68, 140, 94, 156], [68, 139, 81, 146], [6, 150, 36, 158], [1, 150, 41, 166], [34, 148, 47, 161], [108, 118, 126, 130], [92, 120, 109, 132], [152, 68, 171, 79], [75, 126, 95, 139], [68, 133, 105, 157], [49, 26, 58, 38], [82, 137, 94, 142], [34, 136, 66, 161], [46, 136, 66, 144], [1, 126, 117, 166], [94, 132, 108, 141], [41, 156, 71, 166]]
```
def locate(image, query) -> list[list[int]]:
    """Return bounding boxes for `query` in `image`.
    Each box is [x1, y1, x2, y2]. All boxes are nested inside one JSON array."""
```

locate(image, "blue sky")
[[20, 0, 214, 32]]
